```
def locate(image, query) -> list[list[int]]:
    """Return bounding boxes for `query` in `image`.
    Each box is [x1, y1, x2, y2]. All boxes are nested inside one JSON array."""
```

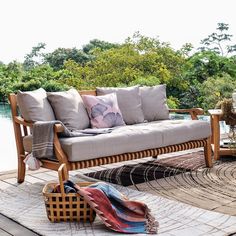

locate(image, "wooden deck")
[[0, 168, 52, 236], [0, 213, 39, 236], [1, 149, 230, 236], [0, 156, 153, 236]]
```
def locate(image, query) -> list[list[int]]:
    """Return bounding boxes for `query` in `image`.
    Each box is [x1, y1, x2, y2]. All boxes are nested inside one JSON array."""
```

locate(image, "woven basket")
[[42, 164, 96, 222]]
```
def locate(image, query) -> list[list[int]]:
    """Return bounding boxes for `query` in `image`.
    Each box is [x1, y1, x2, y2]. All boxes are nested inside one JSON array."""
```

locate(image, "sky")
[[0, 0, 236, 63]]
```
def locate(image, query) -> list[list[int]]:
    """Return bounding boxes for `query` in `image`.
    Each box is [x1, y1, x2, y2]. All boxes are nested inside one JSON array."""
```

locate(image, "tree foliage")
[[23, 42, 46, 70], [82, 39, 119, 54], [44, 48, 91, 70], [199, 23, 236, 56], [199, 73, 236, 111], [1, 24, 236, 111]]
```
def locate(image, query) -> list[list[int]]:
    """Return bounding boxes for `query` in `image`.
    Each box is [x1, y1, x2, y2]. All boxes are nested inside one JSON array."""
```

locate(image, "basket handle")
[[58, 164, 69, 195]]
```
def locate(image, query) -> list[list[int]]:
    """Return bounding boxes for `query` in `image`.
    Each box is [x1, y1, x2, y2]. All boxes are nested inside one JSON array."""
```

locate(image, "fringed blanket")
[[24, 121, 113, 170], [55, 181, 158, 234]]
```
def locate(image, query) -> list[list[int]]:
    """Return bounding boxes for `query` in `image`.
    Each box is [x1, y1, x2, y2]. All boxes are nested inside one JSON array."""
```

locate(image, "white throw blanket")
[[24, 121, 113, 170]]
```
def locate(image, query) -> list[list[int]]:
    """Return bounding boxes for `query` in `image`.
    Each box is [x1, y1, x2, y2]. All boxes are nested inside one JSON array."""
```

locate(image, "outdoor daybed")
[[8, 85, 212, 183]]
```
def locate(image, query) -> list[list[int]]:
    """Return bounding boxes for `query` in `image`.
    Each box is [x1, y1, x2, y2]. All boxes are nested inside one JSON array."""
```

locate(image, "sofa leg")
[[204, 137, 213, 168], [17, 156, 26, 183]]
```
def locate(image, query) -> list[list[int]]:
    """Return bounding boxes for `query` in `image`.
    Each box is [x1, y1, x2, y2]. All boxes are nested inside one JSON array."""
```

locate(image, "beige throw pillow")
[[47, 88, 90, 130], [140, 84, 169, 121], [17, 88, 55, 122], [96, 86, 145, 125]]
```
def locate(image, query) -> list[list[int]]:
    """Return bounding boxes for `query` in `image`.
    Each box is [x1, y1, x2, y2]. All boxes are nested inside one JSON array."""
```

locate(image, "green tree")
[[44, 48, 91, 70], [186, 51, 236, 82], [180, 50, 236, 108], [0, 61, 24, 101], [199, 23, 236, 56], [59, 33, 187, 109], [3, 32, 236, 111], [82, 39, 119, 54], [199, 73, 236, 111], [178, 43, 194, 57], [23, 43, 46, 70]]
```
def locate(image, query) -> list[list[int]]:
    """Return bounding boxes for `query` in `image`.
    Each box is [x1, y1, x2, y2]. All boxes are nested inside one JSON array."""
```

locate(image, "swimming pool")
[[170, 113, 229, 134]]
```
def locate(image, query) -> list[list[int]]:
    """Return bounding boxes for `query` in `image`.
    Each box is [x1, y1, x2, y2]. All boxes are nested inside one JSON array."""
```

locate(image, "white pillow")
[[140, 84, 169, 121], [96, 86, 145, 125], [17, 88, 55, 121], [47, 88, 90, 130]]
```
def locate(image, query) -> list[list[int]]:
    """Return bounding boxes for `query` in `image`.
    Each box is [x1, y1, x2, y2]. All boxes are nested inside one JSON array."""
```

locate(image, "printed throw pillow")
[[96, 86, 145, 125], [82, 93, 125, 128], [140, 84, 169, 121], [17, 88, 55, 122], [47, 88, 90, 130]]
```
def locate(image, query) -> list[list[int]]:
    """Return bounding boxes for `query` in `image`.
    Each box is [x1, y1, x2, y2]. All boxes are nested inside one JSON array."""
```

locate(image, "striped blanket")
[[59, 181, 158, 234], [24, 121, 113, 170]]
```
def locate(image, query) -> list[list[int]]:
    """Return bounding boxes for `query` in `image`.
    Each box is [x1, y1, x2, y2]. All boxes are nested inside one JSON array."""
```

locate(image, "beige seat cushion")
[[23, 120, 211, 162]]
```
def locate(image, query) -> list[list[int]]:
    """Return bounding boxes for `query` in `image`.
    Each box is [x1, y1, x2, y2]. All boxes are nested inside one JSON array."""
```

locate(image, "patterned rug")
[[85, 151, 206, 186], [86, 151, 236, 216], [0, 175, 236, 236]]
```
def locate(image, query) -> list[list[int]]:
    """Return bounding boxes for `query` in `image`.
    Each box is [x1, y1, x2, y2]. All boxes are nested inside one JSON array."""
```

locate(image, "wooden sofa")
[[9, 90, 212, 183]]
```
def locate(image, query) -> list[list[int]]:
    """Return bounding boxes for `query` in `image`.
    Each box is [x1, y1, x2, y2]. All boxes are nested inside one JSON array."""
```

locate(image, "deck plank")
[[25, 175, 45, 184], [0, 228, 11, 236], [0, 214, 39, 236], [2, 178, 18, 186], [0, 181, 12, 190], [28, 172, 57, 182]]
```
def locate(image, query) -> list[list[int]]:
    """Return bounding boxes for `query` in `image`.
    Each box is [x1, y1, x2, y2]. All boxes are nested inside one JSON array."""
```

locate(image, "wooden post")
[[204, 137, 213, 168], [212, 114, 220, 160], [8, 94, 26, 183]]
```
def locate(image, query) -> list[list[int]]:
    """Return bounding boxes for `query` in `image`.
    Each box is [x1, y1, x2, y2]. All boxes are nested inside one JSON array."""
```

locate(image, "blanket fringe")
[[24, 153, 42, 170], [145, 207, 159, 234]]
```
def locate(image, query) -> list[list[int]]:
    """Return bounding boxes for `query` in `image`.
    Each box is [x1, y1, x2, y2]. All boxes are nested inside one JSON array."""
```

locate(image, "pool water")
[[0, 104, 17, 172], [170, 113, 229, 134]]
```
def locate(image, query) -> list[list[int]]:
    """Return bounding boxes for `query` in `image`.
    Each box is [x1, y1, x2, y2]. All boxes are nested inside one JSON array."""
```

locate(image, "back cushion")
[[47, 88, 90, 130], [17, 88, 55, 122], [96, 86, 145, 125], [140, 84, 169, 121]]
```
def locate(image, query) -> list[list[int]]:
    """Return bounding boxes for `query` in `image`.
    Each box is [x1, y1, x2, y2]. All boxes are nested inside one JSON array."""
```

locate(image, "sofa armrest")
[[169, 108, 204, 120], [53, 125, 69, 165], [14, 117, 64, 133], [15, 117, 67, 164], [14, 116, 33, 128], [54, 124, 64, 133]]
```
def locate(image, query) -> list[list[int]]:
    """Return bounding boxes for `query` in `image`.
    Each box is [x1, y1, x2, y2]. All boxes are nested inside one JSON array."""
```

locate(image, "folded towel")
[[54, 181, 158, 234]]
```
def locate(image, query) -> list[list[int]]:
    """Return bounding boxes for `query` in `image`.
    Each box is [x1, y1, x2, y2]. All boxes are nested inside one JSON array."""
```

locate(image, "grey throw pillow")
[[17, 88, 55, 122], [47, 88, 90, 130], [140, 84, 169, 121], [96, 86, 145, 125]]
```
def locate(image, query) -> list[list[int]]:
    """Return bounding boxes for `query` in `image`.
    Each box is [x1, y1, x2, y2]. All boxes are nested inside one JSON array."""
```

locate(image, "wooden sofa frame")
[[8, 90, 212, 183]]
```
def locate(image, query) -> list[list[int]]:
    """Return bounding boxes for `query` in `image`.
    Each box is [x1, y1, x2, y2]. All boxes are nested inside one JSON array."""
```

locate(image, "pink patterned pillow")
[[82, 93, 126, 128]]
